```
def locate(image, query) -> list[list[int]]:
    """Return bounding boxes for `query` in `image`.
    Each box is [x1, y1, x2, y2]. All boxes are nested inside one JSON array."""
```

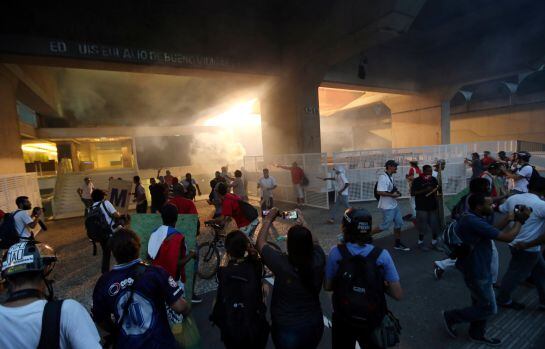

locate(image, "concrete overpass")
[[1, 0, 545, 174]]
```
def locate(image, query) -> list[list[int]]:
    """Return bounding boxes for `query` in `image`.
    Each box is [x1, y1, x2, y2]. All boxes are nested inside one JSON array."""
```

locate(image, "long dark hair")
[[287, 226, 318, 295]]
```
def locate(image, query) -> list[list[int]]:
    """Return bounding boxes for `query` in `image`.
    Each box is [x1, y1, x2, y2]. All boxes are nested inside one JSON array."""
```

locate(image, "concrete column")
[[0, 69, 25, 174], [441, 100, 451, 144], [260, 77, 321, 156]]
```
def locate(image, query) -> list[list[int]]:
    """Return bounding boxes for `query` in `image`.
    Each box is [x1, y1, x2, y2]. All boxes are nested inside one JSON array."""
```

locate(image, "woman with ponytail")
[[256, 208, 325, 349]]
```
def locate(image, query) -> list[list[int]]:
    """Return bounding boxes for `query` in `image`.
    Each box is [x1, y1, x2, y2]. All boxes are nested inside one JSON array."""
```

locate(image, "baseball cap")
[[342, 208, 372, 235], [385, 160, 398, 167]]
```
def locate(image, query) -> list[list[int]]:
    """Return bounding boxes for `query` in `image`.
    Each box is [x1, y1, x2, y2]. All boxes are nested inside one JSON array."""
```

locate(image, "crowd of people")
[[1, 150, 544, 348]]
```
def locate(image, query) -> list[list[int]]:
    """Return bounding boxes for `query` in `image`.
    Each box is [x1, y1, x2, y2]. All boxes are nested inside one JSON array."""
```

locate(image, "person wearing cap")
[[0, 240, 101, 348], [77, 176, 95, 214], [324, 208, 402, 348], [502, 151, 534, 194], [319, 165, 350, 224], [372, 160, 410, 251]]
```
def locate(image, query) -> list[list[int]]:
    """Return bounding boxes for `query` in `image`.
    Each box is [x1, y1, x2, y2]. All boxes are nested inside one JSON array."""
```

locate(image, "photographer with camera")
[[496, 176, 545, 311], [13, 196, 42, 239], [371, 160, 410, 251], [442, 194, 531, 346]]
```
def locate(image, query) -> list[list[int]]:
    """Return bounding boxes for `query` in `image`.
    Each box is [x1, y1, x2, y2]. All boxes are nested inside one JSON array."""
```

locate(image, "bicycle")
[[196, 221, 226, 279]]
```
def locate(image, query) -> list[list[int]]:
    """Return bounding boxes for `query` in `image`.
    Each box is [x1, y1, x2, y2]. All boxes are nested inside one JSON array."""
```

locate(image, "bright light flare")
[[201, 99, 261, 127]]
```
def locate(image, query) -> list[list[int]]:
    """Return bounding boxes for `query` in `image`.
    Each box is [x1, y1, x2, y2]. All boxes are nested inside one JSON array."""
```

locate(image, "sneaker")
[[430, 242, 443, 252], [433, 263, 444, 280], [441, 311, 457, 338], [191, 295, 203, 304], [469, 334, 502, 347], [498, 300, 525, 310], [394, 242, 411, 251]]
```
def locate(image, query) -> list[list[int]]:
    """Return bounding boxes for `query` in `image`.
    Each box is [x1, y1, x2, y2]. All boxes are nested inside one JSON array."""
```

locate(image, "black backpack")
[[0, 210, 25, 249], [211, 259, 269, 348], [520, 164, 542, 190], [84, 202, 113, 254], [239, 200, 259, 222], [374, 173, 396, 201], [332, 245, 387, 328]]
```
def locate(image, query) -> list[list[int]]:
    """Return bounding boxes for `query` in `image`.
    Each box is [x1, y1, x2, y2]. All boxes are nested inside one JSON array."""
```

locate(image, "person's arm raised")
[[256, 207, 279, 253]]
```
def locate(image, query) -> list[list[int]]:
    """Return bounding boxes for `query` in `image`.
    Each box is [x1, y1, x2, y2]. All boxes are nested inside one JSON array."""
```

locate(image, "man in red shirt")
[[169, 186, 198, 214], [215, 182, 259, 237], [275, 162, 306, 206], [481, 151, 496, 169], [147, 204, 201, 303]]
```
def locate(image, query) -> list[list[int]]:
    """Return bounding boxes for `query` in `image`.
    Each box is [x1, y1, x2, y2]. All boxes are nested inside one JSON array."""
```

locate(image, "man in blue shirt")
[[325, 208, 403, 349], [442, 194, 530, 347], [92, 228, 190, 348]]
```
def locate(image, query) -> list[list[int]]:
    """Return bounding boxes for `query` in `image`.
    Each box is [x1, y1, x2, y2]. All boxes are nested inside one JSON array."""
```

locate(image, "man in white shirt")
[[496, 176, 545, 311], [320, 166, 350, 224], [257, 168, 277, 212], [0, 240, 101, 349], [90, 189, 120, 273], [503, 151, 533, 194], [372, 160, 410, 251], [77, 177, 95, 213], [13, 196, 42, 238]]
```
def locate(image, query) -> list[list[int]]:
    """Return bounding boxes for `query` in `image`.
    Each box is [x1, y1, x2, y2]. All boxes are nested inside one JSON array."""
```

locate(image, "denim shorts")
[[379, 206, 403, 230]]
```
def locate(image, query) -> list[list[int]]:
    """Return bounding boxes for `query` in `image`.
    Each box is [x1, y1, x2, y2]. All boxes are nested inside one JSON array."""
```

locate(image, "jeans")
[[329, 193, 350, 221], [416, 209, 439, 240], [332, 312, 380, 349], [136, 200, 148, 213], [497, 247, 545, 305], [445, 276, 497, 338], [379, 206, 403, 230], [100, 239, 111, 274], [272, 322, 323, 349]]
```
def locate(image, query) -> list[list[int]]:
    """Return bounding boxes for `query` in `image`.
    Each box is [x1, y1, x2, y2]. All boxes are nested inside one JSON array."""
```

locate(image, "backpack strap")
[[337, 243, 352, 260], [37, 299, 64, 349], [366, 247, 383, 264]]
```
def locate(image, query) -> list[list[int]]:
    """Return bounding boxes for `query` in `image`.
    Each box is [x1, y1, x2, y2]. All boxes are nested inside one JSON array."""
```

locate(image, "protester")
[[480, 162, 508, 200], [215, 182, 259, 237], [257, 168, 277, 213], [405, 160, 421, 220], [0, 241, 101, 348], [133, 176, 148, 213], [324, 208, 403, 348], [502, 151, 534, 194], [466, 152, 484, 179], [220, 166, 234, 182], [230, 169, 248, 201], [169, 185, 198, 215], [149, 177, 167, 213], [209, 171, 226, 218], [442, 194, 531, 346], [92, 228, 190, 348], [12, 196, 42, 239], [89, 189, 120, 273], [433, 178, 499, 282], [275, 162, 306, 206], [496, 177, 545, 311], [77, 177, 95, 214], [497, 151, 509, 164], [371, 160, 410, 251], [182, 173, 201, 201], [319, 166, 350, 224], [411, 165, 440, 251], [158, 168, 174, 186], [148, 204, 201, 304], [211, 230, 269, 349], [256, 208, 325, 349], [481, 151, 496, 169]]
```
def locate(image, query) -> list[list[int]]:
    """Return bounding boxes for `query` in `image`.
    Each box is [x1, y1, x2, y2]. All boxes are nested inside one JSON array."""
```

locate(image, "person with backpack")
[[411, 165, 441, 251], [92, 228, 190, 349], [215, 182, 259, 237], [13, 196, 42, 239], [442, 194, 531, 346], [324, 208, 403, 349], [495, 176, 545, 311], [148, 204, 201, 304], [182, 172, 201, 201], [0, 240, 101, 348], [371, 160, 410, 251], [87, 189, 120, 273], [502, 151, 538, 194], [275, 162, 307, 206], [256, 208, 325, 349], [211, 230, 270, 349]]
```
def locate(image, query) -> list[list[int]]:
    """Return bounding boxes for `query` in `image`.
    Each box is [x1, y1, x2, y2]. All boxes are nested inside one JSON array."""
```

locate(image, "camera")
[[514, 204, 532, 224]]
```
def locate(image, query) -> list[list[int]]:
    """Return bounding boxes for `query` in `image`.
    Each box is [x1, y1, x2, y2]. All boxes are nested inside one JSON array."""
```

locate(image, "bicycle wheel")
[[196, 241, 220, 279]]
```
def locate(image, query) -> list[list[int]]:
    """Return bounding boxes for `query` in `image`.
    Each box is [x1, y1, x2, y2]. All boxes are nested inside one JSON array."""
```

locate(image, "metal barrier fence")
[[243, 153, 330, 209], [0, 173, 42, 212]]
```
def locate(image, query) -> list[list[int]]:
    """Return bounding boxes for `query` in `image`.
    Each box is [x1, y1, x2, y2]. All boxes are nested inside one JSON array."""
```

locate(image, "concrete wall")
[[391, 106, 441, 147], [0, 67, 25, 174]]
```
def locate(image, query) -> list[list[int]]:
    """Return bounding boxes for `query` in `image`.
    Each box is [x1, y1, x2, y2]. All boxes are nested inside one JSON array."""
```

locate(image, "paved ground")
[[5, 198, 545, 348]]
